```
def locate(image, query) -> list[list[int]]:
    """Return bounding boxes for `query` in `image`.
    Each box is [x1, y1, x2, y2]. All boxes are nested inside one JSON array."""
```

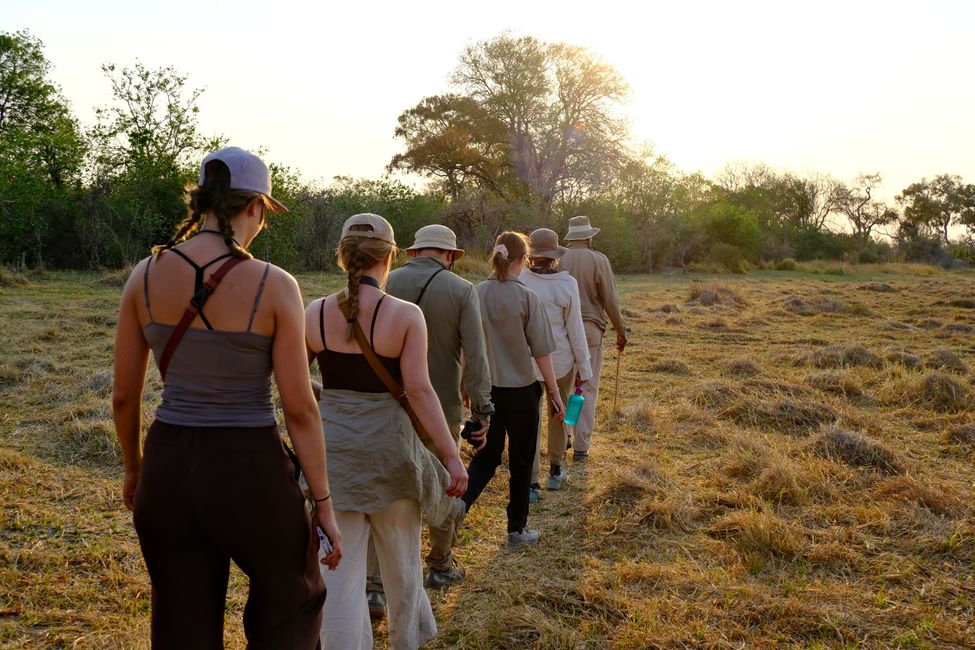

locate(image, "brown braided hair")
[[152, 159, 270, 259], [490, 231, 530, 282], [336, 225, 398, 341]]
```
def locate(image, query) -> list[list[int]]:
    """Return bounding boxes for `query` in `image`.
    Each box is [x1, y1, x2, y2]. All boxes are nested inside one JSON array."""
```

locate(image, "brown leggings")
[[133, 420, 325, 649]]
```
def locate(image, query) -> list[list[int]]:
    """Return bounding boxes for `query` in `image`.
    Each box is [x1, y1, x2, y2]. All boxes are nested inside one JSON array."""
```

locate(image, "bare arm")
[[274, 274, 342, 568], [112, 261, 152, 512], [400, 304, 468, 497]]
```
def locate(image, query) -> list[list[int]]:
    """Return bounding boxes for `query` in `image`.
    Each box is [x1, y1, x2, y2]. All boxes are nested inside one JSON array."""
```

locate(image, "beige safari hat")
[[340, 213, 396, 245], [564, 215, 601, 241], [405, 224, 465, 261]]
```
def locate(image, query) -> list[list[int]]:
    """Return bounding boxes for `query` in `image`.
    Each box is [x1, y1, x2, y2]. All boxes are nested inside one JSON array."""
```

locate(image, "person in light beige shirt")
[[558, 215, 627, 461], [519, 228, 592, 500]]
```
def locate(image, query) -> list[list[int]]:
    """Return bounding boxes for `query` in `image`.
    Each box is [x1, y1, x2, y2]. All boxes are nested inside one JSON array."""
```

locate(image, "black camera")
[[460, 418, 481, 445]]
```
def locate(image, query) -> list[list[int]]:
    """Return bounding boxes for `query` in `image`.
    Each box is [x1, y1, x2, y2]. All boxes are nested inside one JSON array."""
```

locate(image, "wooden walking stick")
[[612, 348, 622, 414]]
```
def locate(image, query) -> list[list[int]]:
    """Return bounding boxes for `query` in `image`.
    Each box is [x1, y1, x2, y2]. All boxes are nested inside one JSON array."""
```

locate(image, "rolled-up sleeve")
[[460, 286, 494, 419], [565, 278, 593, 381]]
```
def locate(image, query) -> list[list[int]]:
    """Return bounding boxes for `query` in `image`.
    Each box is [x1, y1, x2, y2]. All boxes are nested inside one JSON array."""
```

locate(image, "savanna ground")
[[1, 263, 974, 649]]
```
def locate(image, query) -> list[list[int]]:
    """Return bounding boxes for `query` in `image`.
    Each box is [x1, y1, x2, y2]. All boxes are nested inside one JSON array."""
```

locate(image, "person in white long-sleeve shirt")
[[519, 228, 593, 499]]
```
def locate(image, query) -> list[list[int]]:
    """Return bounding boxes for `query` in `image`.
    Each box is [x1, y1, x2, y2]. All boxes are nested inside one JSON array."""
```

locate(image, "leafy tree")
[[392, 33, 629, 220], [833, 173, 899, 247], [897, 174, 975, 242], [86, 62, 221, 262], [0, 30, 85, 266]]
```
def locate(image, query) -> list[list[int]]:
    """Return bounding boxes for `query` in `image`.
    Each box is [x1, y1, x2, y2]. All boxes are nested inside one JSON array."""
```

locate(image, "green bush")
[[775, 257, 797, 271]]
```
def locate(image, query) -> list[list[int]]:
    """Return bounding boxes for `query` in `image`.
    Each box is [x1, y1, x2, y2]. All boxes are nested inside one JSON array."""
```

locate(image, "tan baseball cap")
[[340, 213, 396, 245], [405, 224, 465, 261]]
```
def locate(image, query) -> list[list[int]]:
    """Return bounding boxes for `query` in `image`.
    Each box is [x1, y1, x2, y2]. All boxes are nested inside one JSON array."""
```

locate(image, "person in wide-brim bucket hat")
[[405, 224, 465, 261], [528, 228, 568, 259], [563, 215, 601, 241]]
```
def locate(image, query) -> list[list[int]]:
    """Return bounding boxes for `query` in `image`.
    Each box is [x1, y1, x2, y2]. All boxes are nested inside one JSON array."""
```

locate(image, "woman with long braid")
[[305, 213, 467, 649], [113, 147, 341, 649]]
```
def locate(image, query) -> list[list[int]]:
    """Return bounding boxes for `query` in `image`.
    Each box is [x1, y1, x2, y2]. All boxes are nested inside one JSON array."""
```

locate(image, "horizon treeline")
[[2, 30, 975, 273]]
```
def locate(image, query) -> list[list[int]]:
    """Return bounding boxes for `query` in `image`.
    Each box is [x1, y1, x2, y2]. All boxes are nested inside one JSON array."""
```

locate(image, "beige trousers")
[[322, 499, 436, 650], [531, 369, 576, 484], [573, 321, 604, 454]]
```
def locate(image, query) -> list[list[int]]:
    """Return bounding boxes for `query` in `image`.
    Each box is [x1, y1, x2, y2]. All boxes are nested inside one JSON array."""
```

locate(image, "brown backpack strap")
[[158, 256, 247, 380], [336, 292, 428, 437]]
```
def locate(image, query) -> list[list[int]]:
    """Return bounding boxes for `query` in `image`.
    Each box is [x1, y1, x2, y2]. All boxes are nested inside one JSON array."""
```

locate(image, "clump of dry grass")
[[805, 541, 860, 570], [685, 282, 748, 307], [724, 396, 838, 434], [943, 322, 974, 333], [723, 358, 763, 378], [723, 437, 771, 481], [664, 315, 682, 325], [708, 510, 802, 558], [805, 371, 864, 398], [96, 265, 133, 287], [624, 400, 655, 430], [924, 348, 968, 373], [945, 423, 975, 445], [783, 296, 870, 316], [921, 373, 973, 411], [885, 347, 922, 369], [0, 267, 31, 287], [948, 298, 975, 308], [803, 343, 883, 369], [811, 426, 904, 474], [873, 476, 963, 517], [858, 282, 897, 293], [652, 303, 681, 313], [750, 456, 809, 505], [649, 359, 690, 374], [691, 379, 738, 408]]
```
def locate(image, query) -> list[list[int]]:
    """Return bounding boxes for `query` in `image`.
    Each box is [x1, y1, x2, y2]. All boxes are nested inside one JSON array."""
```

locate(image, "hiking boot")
[[506, 529, 541, 549], [547, 467, 567, 490], [366, 590, 386, 620], [573, 450, 589, 462], [528, 484, 541, 504], [424, 559, 466, 588]]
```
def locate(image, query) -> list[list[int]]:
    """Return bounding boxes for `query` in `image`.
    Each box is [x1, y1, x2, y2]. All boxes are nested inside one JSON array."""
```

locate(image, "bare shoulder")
[[384, 294, 424, 321]]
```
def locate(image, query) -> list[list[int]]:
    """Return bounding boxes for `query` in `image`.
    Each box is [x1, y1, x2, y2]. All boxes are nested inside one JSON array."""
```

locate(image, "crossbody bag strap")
[[414, 267, 446, 305], [158, 256, 247, 380], [336, 292, 428, 437]]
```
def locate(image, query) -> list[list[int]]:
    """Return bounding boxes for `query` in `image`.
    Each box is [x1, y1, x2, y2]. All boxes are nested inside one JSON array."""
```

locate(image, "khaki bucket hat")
[[564, 215, 601, 241], [529, 228, 568, 259], [405, 224, 465, 261]]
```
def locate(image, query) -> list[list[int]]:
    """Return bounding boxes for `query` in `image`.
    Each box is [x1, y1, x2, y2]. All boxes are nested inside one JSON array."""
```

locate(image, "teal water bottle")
[[564, 386, 585, 426]]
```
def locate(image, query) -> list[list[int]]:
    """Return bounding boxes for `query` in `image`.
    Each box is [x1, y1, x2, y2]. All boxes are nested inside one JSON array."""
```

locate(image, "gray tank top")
[[142, 255, 276, 428]]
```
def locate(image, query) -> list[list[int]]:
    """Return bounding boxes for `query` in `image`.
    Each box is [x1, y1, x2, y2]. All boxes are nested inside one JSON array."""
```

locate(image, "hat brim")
[[405, 243, 465, 261], [564, 227, 600, 241], [531, 245, 568, 259], [266, 195, 289, 213]]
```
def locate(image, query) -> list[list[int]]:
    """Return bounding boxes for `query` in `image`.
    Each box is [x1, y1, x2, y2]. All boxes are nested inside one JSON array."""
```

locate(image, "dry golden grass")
[[2, 268, 975, 648]]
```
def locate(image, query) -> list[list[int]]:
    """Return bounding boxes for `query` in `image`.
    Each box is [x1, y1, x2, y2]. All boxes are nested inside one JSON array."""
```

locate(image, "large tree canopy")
[[391, 34, 630, 218]]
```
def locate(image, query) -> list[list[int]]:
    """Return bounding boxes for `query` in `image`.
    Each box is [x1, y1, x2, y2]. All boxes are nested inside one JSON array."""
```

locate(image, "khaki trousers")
[[322, 499, 436, 650], [366, 430, 464, 593], [531, 369, 576, 484], [573, 321, 604, 454]]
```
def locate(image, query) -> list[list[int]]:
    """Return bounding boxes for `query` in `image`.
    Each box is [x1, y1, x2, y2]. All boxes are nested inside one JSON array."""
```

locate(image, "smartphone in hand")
[[316, 526, 333, 555]]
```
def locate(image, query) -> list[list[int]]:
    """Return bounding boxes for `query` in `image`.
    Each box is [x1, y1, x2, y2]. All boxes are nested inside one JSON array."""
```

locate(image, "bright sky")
[[7, 0, 975, 201]]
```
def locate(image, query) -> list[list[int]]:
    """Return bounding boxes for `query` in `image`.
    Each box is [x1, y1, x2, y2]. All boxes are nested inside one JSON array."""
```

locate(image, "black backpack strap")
[[415, 267, 446, 305]]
